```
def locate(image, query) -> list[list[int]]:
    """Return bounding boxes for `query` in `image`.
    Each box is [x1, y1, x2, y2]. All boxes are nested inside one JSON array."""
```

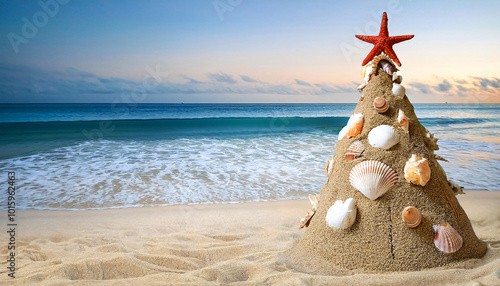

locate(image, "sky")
[[0, 0, 499, 103]]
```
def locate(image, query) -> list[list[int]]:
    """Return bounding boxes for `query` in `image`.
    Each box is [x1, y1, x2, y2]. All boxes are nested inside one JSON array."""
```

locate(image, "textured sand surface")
[[0, 191, 499, 285]]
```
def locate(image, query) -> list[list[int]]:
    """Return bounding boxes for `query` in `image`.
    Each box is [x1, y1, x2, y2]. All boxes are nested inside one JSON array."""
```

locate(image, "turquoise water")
[[0, 103, 499, 210]]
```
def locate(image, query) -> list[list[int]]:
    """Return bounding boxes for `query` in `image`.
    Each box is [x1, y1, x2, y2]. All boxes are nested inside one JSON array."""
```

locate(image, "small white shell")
[[392, 83, 406, 97], [325, 198, 357, 229], [345, 141, 364, 161], [433, 222, 463, 253], [404, 154, 431, 186], [392, 72, 403, 84], [349, 160, 398, 200], [338, 126, 348, 141], [397, 109, 409, 132], [368, 125, 399, 150], [325, 155, 335, 176], [299, 194, 320, 228], [346, 113, 364, 139]]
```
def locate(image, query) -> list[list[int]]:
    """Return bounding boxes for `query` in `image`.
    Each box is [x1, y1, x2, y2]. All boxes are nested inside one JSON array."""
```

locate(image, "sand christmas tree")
[[287, 12, 487, 273]]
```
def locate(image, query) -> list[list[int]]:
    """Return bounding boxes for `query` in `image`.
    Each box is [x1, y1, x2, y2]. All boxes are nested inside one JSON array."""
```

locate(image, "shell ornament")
[[325, 198, 357, 229], [345, 141, 365, 161], [433, 222, 463, 254], [404, 154, 431, 186], [368, 125, 399, 150], [402, 206, 422, 228], [349, 160, 398, 200], [373, 97, 389, 113]]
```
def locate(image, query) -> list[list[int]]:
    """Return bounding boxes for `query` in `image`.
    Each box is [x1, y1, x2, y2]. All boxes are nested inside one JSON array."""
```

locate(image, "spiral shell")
[[345, 141, 365, 161], [433, 222, 463, 253], [349, 160, 398, 201], [404, 154, 431, 186], [368, 125, 399, 150], [397, 109, 409, 132], [325, 198, 357, 229], [402, 206, 422, 228], [373, 97, 389, 113], [325, 155, 335, 176]]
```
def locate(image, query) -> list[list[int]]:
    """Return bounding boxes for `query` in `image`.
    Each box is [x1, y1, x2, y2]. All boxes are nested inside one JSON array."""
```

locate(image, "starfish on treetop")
[[355, 12, 414, 67]]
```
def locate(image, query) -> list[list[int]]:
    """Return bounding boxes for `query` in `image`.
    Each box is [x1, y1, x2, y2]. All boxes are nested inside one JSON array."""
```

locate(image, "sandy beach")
[[1, 190, 499, 285]]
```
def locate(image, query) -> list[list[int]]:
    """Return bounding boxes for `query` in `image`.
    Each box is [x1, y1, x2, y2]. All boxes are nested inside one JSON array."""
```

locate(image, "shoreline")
[[1, 190, 499, 285]]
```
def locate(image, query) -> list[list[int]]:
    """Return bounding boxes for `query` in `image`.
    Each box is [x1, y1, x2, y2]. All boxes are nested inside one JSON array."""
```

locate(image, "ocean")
[[1, 103, 499, 210]]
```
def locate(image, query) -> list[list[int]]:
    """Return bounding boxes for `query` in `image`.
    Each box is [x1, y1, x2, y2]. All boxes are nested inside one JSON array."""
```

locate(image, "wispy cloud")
[[1, 64, 498, 103], [295, 79, 312, 87], [208, 72, 237, 84]]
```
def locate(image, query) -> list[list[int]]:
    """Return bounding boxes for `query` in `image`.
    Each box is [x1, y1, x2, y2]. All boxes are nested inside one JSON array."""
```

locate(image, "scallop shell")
[[325, 155, 335, 176], [300, 194, 319, 228], [349, 160, 398, 200], [433, 222, 463, 253], [346, 113, 364, 139], [373, 97, 389, 113], [402, 206, 422, 228], [345, 141, 364, 161], [368, 125, 399, 150], [397, 109, 409, 132], [325, 198, 357, 229], [404, 154, 431, 186], [392, 83, 406, 97]]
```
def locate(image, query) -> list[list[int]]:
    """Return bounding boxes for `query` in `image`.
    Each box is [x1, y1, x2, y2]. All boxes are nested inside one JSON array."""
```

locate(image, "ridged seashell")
[[300, 194, 319, 228], [433, 222, 463, 253], [402, 206, 422, 228], [346, 113, 364, 139], [392, 83, 406, 97], [397, 109, 409, 132], [345, 141, 364, 161], [325, 198, 357, 229], [325, 155, 335, 176], [404, 155, 431, 186], [373, 97, 389, 113], [368, 125, 399, 150], [349, 160, 398, 200]]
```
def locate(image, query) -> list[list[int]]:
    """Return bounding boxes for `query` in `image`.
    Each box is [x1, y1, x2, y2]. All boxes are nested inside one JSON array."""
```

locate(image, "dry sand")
[[1, 190, 499, 285]]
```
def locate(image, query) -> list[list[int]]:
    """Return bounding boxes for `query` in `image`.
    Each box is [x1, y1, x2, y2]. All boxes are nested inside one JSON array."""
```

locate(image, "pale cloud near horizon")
[[0, 64, 499, 103]]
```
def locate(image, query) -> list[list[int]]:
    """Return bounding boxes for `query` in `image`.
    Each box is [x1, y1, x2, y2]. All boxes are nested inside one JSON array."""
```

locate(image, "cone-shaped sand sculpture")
[[287, 12, 487, 273]]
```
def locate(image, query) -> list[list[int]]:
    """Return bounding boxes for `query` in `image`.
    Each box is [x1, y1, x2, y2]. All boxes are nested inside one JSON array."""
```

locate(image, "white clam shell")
[[349, 160, 398, 200], [338, 126, 348, 141], [368, 125, 399, 150], [392, 83, 406, 97], [325, 198, 357, 229], [433, 222, 463, 253]]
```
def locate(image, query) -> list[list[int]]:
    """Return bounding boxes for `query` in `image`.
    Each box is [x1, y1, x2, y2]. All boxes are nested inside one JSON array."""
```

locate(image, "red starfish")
[[355, 12, 414, 66]]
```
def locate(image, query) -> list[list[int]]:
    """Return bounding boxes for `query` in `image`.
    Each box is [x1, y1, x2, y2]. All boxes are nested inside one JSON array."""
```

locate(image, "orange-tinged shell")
[[404, 154, 431, 186], [349, 160, 398, 201], [402, 206, 421, 228], [433, 222, 463, 253], [373, 97, 389, 113], [346, 113, 364, 138], [345, 141, 365, 161], [397, 109, 409, 132]]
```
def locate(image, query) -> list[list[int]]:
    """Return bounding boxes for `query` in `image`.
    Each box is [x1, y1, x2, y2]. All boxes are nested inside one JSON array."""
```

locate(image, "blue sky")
[[0, 0, 499, 103]]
